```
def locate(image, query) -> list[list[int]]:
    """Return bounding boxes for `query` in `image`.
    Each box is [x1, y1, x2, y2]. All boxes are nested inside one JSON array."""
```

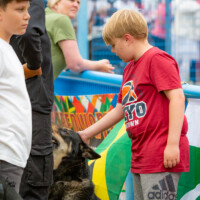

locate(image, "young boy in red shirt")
[[79, 9, 189, 200]]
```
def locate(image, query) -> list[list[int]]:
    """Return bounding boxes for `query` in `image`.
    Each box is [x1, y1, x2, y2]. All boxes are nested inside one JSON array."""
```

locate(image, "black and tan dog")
[[49, 125, 101, 200]]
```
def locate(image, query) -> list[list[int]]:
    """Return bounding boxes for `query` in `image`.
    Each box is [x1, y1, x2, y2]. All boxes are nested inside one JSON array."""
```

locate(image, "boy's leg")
[[19, 111, 53, 200], [133, 173, 144, 200], [140, 172, 181, 200], [0, 160, 23, 192]]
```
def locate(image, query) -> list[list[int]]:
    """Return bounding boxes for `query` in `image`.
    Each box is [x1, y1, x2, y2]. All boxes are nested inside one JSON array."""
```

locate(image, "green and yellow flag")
[[178, 98, 200, 200], [89, 98, 200, 200], [89, 120, 132, 200]]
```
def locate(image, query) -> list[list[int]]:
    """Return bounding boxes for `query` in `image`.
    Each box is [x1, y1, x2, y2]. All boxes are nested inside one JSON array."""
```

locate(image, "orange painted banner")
[[51, 94, 118, 146]]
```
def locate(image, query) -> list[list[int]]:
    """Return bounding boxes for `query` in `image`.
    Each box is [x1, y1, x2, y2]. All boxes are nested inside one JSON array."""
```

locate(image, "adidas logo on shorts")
[[147, 174, 176, 200]]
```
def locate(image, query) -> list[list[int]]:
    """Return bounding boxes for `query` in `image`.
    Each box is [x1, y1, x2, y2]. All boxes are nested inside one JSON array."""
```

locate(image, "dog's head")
[[52, 124, 101, 170]]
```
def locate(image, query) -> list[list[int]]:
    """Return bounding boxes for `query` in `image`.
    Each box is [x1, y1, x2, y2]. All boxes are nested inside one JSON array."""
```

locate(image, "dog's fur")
[[49, 125, 101, 200]]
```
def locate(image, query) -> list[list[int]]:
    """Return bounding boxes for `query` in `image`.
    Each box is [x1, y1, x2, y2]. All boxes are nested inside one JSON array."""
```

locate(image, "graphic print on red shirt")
[[122, 80, 147, 129]]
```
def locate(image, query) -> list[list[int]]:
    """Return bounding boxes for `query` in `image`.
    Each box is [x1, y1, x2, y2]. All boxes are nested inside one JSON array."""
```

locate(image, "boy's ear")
[[123, 34, 134, 44], [0, 7, 5, 20], [0, 8, 2, 19]]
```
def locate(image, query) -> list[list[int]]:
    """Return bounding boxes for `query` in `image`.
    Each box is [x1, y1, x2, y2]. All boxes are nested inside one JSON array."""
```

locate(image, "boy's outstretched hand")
[[78, 131, 90, 146], [163, 144, 180, 168]]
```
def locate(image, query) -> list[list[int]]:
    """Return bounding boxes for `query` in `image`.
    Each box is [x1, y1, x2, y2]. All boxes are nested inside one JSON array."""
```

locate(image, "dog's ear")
[[80, 143, 101, 160]]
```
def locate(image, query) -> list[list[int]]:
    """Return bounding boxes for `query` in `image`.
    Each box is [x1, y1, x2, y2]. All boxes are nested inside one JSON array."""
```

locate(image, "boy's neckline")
[[0, 37, 9, 44], [134, 46, 154, 65]]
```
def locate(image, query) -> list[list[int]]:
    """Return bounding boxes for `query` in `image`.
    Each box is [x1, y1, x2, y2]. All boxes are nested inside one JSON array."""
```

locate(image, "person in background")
[[10, 0, 54, 199], [79, 9, 189, 200], [0, 0, 32, 194], [150, 0, 166, 51], [45, 0, 114, 80], [114, 0, 137, 10]]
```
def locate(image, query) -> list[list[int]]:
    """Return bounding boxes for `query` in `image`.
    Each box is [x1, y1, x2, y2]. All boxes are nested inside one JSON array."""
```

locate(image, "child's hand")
[[163, 144, 180, 168], [78, 131, 90, 146]]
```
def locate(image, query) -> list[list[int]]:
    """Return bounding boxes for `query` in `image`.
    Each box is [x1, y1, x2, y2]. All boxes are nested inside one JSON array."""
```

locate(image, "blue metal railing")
[[54, 70, 122, 96], [54, 70, 200, 98]]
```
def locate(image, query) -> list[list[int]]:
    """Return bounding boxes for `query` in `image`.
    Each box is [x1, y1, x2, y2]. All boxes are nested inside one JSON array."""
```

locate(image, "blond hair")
[[47, 0, 60, 8], [103, 9, 148, 45]]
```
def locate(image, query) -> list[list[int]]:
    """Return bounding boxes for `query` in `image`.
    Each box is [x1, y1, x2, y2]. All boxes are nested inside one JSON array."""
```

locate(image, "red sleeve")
[[150, 53, 182, 92]]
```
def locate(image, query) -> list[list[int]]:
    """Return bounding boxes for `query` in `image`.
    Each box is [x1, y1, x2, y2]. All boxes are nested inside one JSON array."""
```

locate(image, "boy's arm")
[[163, 88, 185, 168], [79, 103, 124, 145]]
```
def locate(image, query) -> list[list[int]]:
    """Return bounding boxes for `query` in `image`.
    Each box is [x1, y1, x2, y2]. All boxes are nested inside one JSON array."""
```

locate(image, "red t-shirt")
[[117, 47, 189, 174]]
